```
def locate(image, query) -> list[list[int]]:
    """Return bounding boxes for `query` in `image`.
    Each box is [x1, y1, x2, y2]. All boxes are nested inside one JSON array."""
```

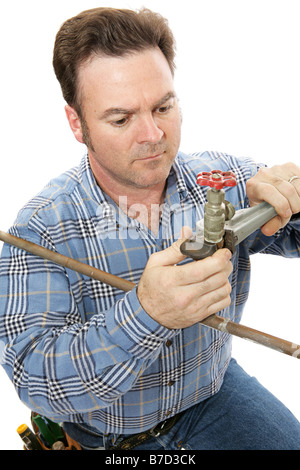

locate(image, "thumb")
[[148, 226, 193, 268]]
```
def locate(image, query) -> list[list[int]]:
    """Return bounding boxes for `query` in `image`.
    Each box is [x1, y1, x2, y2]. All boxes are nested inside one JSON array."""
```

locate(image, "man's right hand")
[[137, 231, 233, 329]]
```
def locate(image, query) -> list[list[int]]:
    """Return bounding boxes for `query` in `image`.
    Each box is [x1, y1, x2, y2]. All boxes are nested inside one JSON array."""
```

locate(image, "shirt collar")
[[164, 153, 189, 206]]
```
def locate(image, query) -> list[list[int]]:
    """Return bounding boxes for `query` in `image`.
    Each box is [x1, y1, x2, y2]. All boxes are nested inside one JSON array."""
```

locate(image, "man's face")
[[66, 48, 182, 192]]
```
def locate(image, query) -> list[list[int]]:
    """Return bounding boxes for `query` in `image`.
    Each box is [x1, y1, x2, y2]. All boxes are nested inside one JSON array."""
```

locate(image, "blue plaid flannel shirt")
[[0, 151, 299, 434]]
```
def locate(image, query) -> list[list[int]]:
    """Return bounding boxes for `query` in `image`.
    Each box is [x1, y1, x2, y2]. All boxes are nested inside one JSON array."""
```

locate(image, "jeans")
[[64, 358, 300, 450]]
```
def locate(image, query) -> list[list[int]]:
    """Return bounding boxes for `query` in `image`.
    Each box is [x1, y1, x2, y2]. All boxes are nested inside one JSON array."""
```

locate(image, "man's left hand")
[[246, 162, 300, 236]]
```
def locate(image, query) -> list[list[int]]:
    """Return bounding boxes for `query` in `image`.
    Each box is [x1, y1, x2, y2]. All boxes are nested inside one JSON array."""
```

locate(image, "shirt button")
[[165, 340, 173, 347], [168, 380, 175, 386]]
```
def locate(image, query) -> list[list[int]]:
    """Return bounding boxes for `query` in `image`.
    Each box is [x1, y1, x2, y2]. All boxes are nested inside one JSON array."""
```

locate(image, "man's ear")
[[65, 105, 85, 144]]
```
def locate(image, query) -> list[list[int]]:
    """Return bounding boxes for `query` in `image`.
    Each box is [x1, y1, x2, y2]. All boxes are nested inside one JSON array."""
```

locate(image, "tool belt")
[[20, 410, 183, 450]]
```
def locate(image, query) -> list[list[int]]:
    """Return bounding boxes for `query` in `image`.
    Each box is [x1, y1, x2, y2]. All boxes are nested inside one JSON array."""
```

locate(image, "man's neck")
[[90, 160, 167, 233], [118, 184, 166, 235]]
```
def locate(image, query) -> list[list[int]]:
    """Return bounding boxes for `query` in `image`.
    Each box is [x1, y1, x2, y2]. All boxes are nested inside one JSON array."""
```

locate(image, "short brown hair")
[[53, 7, 176, 114]]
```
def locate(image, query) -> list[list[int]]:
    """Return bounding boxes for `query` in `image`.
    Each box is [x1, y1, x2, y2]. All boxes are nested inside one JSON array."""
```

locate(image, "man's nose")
[[136, 115, 164, 144]]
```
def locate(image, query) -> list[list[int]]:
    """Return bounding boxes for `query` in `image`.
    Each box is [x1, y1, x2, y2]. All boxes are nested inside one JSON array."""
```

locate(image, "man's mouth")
[[138, 152, 164, 161]]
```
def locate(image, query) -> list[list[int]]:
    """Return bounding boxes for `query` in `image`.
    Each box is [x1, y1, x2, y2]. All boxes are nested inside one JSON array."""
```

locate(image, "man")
[[0, 7, 300, 450]]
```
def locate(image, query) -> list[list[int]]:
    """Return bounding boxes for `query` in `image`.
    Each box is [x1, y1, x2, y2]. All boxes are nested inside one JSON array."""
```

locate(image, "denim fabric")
[[64, 358, 300, 450]]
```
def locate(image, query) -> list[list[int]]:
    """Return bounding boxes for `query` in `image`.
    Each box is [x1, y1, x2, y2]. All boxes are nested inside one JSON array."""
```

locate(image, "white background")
[[0, 0, 299, 450]]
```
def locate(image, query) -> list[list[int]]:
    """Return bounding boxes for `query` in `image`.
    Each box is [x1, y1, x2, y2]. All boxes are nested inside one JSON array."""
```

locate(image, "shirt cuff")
[[105, 286, 178, 360]]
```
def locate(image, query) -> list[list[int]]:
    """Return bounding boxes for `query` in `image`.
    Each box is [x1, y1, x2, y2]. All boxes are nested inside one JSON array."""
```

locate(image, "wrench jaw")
[[180, 238, 218, 260], [179, 226, 237, 261], [180, 216, 223, 260]]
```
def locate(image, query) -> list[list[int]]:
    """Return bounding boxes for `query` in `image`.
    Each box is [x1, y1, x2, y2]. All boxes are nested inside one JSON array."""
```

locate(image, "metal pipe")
[[224, 201, 278, 246], [201, 315, 300, 357], [0, 230, 299, 359]]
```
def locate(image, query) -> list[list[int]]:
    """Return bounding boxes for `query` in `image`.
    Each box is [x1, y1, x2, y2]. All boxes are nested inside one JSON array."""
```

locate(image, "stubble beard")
[[80, 115, 179, 190]]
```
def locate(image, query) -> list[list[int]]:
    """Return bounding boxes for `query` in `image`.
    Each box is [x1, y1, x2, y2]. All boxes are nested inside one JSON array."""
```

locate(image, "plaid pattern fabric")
[[0, 151, 299, 434]]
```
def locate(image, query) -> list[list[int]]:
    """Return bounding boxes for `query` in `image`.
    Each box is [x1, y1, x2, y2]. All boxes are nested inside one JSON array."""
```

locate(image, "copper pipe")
[[0, 230, 299, 359], [201, 315, 300, 357]]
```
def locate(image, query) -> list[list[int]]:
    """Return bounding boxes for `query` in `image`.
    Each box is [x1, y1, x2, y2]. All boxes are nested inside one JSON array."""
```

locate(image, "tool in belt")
[[17, 412, 81, 450]]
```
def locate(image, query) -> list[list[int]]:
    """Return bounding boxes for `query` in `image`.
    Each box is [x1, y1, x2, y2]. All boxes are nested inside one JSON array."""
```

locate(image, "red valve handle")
[[197, 170, 237, 190]]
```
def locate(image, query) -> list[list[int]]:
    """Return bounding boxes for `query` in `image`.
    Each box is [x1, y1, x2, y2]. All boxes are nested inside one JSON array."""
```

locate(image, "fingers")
[[137, 245, 233, 330], [154, 269, 232, 329], [173, 247, 232, 286], [260, 215, 287, 236], [246, 163, 300, 235], [196, 282, 232, 317], [173, 252, 233, 326]]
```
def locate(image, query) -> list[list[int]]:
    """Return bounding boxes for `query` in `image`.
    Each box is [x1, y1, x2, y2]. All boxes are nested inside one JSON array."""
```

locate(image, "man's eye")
[[157, 104, 173, 114], [111, 117, 129, 127]]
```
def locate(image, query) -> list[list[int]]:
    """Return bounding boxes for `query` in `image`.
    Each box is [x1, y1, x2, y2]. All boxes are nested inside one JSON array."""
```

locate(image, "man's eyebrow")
[[100, 92, 176, 120], [154, 91, 176, 108], [100, 107, 136, 120]]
